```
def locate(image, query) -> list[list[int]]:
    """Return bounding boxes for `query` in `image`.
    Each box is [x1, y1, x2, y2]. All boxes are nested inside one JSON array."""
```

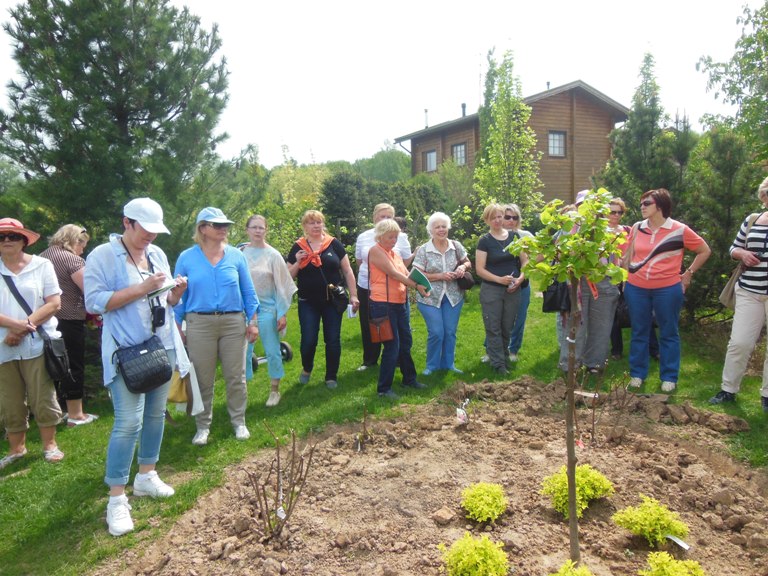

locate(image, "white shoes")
[[133, 470, 175, 498], [508, 353, 519, 362], [661, 381, 677, 392], [192, 428, 210, 446], [628, 377, 643, 388], [107, 495, 134, 537], [266, 391, 281, 407], [234, 425, 250, 440], [480, 354, 489, 363]]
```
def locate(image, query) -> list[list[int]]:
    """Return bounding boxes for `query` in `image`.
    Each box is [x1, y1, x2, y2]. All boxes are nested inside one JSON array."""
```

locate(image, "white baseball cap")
[[123, 197, 170, 234], [196, 206, 234, 225]]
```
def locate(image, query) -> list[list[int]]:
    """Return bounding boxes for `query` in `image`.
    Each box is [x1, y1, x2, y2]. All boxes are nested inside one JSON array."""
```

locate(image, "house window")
[[452, 143, 467, 166], [424, 149, 437, 172], [548, 131, 566, 157]]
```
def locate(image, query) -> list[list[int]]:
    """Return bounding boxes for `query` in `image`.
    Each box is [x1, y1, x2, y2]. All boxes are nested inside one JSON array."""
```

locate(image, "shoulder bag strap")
[[1, 273, 51, 342]]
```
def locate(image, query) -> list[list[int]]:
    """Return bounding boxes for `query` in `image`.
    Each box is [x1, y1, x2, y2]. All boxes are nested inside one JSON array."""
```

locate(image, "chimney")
[[461, 103, 466, 117], [424, 108, 428, 128], [546, 81, 550, 90]]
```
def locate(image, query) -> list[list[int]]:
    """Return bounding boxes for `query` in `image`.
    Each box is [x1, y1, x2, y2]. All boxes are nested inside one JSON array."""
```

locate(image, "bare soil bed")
[[90, 377, 768, 576]]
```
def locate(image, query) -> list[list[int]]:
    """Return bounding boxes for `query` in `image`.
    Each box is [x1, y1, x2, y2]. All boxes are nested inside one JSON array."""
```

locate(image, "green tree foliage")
[[353, 145, 410, 183], [0, 0, 228, 237], [675, 125, 762, 318], [599, 54, 676, 216], [436, 158, 474, 213], [474, 49, 542, 217], [319, 170, 365, 246], [698, 2, 768, 160]]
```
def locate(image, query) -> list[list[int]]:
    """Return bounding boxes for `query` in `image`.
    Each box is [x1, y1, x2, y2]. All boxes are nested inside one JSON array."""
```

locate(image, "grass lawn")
[[0, 291, 766, 574]]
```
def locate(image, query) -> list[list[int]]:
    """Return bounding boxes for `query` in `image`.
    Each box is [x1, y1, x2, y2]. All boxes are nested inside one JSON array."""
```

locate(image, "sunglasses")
[[503, 215, 520, 221], [640, 200, 655, 207], [207, 222, 231, 229], [0, 233, 24, 242], [609, 210, 625, 216]]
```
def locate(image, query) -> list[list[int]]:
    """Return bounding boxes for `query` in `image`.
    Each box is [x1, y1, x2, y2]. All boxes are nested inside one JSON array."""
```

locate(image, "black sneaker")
[[378, 390, 399, 400], [762, 396, 768, 413], [403, 381, 427, 390], [709, 390, 736, 405]]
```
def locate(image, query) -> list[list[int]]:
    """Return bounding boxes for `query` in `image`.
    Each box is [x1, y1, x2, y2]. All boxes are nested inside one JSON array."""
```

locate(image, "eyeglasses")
[[503, 215, 520, 221], [247, 225, 266, 231], [640, 200, 655, 207], [0, 233, 24, 242], [609, 210, 625, 216], [207, 222, 231, 229]]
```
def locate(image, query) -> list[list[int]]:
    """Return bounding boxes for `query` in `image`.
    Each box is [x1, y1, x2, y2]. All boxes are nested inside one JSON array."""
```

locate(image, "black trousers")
[[56, 319, 86, 401], [357, 286, 382, 367]]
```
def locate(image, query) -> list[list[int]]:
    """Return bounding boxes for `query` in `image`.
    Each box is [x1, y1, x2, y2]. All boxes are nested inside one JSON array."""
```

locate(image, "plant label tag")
[[665, 534, 690, 550], [347, 304, 357, 318], [276, 506, 287, 520], [456, 408, 468, 424]]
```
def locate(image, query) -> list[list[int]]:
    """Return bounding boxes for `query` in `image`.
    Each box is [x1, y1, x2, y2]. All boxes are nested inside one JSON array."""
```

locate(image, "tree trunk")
[[565, 277, 581, 563]]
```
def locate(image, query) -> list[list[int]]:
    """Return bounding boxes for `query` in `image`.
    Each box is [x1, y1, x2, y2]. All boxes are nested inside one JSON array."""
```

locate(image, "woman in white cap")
[[84, 198, 190, 536], [0, 217, 65, 470], [174, 207, 259, 446]]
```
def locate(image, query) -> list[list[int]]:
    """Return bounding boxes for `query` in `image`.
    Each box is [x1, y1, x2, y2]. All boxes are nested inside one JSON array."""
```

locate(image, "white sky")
[[0, 0, 760, 168]]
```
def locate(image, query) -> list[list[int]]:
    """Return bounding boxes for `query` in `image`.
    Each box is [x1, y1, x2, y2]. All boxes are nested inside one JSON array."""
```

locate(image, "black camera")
[[151, 305, 166, 329], [328, 284, 346, 298]]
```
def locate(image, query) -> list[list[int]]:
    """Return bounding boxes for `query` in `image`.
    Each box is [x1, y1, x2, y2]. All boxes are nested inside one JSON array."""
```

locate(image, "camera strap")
[[121, 238, 162, 334]]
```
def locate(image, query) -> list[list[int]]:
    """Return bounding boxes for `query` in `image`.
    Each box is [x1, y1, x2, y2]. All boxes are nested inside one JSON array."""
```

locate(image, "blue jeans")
[[508, 284, 531, 354], [370, 301, 417, 393], [417, 296, 463, 371], [246, 307, 284, 381], [105, 349, 175, 487], [298, 299, 342, 381], [625, 283, 684, 382]]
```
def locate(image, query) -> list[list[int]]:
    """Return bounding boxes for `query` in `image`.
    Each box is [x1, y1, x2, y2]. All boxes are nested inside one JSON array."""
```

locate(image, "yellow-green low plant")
[[612, 494, 689, 547], [540, 464, 615, 519], [639, 551, 706, 576], [549, 559, 595, 575], [461, 482, 508, 523], [438, 532, 509, 576]]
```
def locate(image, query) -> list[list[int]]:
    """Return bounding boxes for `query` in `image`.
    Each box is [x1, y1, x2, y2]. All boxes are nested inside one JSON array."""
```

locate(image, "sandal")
[[67, 413, 99, 427], [43, 447, 65, 463], [0, 448, 28, 470]]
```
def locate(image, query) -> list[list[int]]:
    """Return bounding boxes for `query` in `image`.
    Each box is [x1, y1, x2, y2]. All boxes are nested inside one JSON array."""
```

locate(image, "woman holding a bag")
[[84, 198, 189, 536], [368, 218, 429, 399], [0, 218, 64, 470], [412, 212, 470, 375], [710, 176, 768, 412], [287, 210, 359, 390]]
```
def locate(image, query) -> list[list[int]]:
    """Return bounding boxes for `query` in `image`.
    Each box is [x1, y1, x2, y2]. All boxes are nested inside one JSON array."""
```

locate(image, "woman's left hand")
[[350, 296, 360, 313], [276, 315, 287, 332], [680, 270, 692, 293], [416, 285, 430, 298]]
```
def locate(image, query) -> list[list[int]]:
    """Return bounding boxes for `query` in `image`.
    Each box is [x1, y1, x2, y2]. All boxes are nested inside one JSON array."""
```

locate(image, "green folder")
[[408, 267, 432, 292]]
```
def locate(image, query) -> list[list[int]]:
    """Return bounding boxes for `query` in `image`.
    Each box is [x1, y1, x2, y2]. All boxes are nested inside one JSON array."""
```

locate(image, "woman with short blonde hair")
[[40, 224, 95, 425]]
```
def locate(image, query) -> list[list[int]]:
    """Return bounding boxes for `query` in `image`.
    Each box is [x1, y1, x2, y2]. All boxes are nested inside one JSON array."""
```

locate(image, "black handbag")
[[452, 241, 474, 291], [615, 286, 631, 328], [113, 335, 172, 394], [328, 283, 350, 314], [2, 274, 72, 381], [542, 280, 570, 313]]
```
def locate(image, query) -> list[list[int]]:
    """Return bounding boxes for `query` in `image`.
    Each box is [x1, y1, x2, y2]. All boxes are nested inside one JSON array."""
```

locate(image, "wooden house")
[[393, 80, 629, 204]]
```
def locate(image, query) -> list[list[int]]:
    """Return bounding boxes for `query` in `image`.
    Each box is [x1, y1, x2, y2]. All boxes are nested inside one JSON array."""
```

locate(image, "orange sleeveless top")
[[369, 245, 407, 304]]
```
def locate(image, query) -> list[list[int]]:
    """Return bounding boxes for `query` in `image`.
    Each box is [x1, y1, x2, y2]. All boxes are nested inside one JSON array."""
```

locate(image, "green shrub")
[[549, 559, 595, 575], [639, 551, 706, 576], [540, 464, 615, 519], [612, 494, 689, 547], [438, 532, 509, 576], [461, 482, 508, 523]]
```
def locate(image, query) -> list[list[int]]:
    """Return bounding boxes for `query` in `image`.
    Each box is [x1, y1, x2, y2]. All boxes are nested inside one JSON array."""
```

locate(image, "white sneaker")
[[661, 381, 677, 393], [266, 391, 281, 407], [508, 353, 518, 362], [480, 354, 489, 363], [234, 425, 250, 440], [628, 377, 643, 388], [356, 364, 369, 372], [192, 428, 210, 446], [107, 495, 134, 536], [133, 470, 175, 498]]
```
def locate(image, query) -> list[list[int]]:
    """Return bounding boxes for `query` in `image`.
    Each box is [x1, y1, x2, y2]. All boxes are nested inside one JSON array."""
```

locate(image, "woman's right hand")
[[739, 249, 761, 267]]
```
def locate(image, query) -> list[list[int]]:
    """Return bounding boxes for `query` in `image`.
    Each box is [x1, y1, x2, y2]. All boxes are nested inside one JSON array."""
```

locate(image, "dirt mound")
[[90, 378, 768, 576]]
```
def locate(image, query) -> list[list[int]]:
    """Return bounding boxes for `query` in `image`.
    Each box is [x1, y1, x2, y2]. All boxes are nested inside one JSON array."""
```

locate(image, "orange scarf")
[[296, 235, 335, 269]]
